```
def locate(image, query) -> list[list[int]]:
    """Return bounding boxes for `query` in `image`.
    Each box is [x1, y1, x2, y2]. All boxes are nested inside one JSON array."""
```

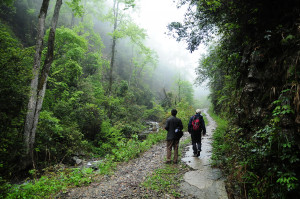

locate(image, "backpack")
[[192, 116, 201, 131], [174, 127, 183, 139]]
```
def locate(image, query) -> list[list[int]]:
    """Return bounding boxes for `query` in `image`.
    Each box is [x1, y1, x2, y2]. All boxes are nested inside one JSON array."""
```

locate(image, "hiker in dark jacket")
[[164, 109, 183, 164], [188, 109, 206, 157]]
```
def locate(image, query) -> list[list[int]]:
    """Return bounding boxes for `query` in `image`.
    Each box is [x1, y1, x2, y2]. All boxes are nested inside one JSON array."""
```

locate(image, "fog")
[[132, 0, 210, 99], [85, 0, 210, 104]]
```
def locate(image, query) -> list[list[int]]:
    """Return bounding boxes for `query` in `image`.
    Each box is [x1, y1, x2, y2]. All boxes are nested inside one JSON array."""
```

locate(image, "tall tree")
[[106, 0, 135, 94], [23, 0, 81, 167], [108, 0, 119, 94], [23, 0, 51, 167]]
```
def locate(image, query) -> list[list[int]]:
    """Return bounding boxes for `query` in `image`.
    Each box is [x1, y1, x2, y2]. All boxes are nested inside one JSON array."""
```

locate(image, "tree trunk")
[[23, 0, 63, 167], [108, 0, 119, 94], [71, 12, 75, 27], [128, 46, 134, 89], [24, 0, 50, 166]]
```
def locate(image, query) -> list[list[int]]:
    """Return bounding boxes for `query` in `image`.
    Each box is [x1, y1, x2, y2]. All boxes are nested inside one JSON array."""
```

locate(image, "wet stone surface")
[[180, 109, 228, 199]]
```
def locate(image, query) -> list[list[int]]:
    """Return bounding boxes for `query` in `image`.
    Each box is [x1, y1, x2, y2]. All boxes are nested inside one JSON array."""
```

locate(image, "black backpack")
[[174, 127, 183, 140]]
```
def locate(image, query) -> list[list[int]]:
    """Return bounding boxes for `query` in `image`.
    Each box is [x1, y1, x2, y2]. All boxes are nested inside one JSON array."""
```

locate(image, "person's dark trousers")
[[192, 141, 201, 155], [191, 131, 202, 155], [166, 139, 179, 163]]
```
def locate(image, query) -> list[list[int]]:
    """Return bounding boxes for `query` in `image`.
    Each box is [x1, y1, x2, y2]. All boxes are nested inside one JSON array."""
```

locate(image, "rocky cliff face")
[[237, 22, 300, 147]]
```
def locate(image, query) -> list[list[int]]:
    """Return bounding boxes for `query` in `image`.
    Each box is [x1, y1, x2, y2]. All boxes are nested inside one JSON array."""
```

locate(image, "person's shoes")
[[193, 153, 197, 157], [165, 161, 171, 164], [173, 161, 178, 164], [197, 150, 200, 157]]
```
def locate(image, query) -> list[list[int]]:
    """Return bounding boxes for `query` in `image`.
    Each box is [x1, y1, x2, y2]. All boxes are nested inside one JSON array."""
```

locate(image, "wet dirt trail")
[[180, 109, 228, 199]]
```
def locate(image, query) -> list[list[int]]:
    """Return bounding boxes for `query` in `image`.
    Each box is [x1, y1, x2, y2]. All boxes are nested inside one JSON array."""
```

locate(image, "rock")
[[76, 158, 82, 165], [72, 156, 83, 165], [85, 161, 101, 170]]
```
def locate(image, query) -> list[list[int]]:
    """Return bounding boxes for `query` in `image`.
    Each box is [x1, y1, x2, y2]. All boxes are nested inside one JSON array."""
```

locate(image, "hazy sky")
[[132, 0, 209, 97]]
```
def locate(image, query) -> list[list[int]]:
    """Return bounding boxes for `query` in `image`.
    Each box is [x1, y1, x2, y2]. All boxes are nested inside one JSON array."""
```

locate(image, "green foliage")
[[173, 77, 194, 106], [197, 42, 241, 116], [66, 0, 84, 17], [175, 99, 195, 131], [98, 129, 166, 174], [0, 0, 15, 7], [4, 167, 94, 199], [142, 165, 181, 197], [0, 22, 33, 179], [210, 95, 300, 198], [209, 108, 229, 167], [4, 126, 166, 198], [36, 110, 87, 166], [194, 95, 211, 109], [143, 102, 165, 121], [111, 130, 166, 163], [177, 0, 300, 197]]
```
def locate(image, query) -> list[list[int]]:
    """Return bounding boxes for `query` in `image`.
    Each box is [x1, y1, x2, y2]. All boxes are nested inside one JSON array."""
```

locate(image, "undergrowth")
[[2, 129, 166, 199], [142, 165, 182, 197], [208, 108, 229, 168], [209, 97, 300, 199]]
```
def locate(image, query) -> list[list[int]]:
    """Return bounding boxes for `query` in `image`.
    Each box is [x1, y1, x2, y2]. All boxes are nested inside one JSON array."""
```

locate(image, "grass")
[[141, 134, 191, 198], [142, 165, 182, 197], [207, 108, 229, 167], [4, 168, 94, 199]]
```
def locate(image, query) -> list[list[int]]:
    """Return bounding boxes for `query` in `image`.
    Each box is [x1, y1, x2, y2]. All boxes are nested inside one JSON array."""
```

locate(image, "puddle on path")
[[180, 109, 228, 199]]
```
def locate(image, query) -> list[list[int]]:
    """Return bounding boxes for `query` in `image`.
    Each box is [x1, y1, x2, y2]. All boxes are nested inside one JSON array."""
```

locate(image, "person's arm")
[[188, 116, 193, 133], [165, 119, 169, 131]]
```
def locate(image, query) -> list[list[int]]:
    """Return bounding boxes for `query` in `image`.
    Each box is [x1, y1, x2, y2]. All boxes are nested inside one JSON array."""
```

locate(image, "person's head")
[[196, 109, 201, 114], [171, 109, 177, 116]]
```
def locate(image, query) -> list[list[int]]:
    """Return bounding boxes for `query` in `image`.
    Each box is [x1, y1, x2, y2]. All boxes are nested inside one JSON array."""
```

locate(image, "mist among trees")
[[0, 0, 203, 186], [3, 0, 299, 198]]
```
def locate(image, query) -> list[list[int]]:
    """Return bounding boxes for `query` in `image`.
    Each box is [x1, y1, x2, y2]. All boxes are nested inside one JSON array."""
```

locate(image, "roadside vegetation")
[[2, 101, 195, 198], [3, 129, 166, 198], [169, 0, 300, 198]]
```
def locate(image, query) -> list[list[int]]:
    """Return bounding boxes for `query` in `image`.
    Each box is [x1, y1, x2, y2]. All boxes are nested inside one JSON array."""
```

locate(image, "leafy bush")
[[36, 111, 87, 166], [175, 100, 195, 131], [143, 102, 165, 121], [209, 108, 229, 167], [0, 22, 33, 179], [4, 168, 94, 199], [210, 94, 300, 198]]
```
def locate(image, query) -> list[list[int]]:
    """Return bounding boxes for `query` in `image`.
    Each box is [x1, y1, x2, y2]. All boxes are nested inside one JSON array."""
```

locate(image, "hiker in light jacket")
[[188, 109, 206, 157], [164, 109, 183, 164]]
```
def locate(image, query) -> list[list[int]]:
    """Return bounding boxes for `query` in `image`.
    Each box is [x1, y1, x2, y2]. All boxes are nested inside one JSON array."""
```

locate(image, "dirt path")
[[62, 109, 228, 198], [180, 109, 228, 199], [62, 136, 191, 198]]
